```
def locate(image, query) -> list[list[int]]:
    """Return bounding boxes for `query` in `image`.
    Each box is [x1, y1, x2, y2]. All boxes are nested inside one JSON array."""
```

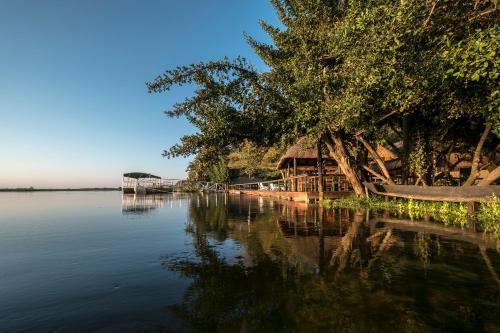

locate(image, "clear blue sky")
[[0, 0, 278, 188]]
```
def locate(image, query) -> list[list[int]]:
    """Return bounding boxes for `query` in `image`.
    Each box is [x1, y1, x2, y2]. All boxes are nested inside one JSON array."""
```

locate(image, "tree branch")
[[477, 165, 500, 186], [422, 1, 439, 29], [389, 123, 403, 139], [356, 135, 395, 185], [386, 139, 402, 158], [463, 124, 492, 186], [362, 165, 390, 183]]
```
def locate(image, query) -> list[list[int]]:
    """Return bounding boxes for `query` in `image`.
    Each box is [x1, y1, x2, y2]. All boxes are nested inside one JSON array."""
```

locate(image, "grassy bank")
[[324, 195, 500, 236]]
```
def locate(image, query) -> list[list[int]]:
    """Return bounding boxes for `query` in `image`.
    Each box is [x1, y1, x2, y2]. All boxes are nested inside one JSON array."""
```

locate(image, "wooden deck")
[[229, 189, 352, 203], [229, 175, 353, 203]]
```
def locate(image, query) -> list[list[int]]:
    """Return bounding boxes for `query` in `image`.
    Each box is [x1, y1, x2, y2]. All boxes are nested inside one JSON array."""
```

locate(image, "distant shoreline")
[[0, 188, 122, 192]]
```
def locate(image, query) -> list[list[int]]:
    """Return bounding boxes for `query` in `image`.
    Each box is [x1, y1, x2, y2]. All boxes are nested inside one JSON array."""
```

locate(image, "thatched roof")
[[123, 172, 161, 179], [277, 137, 332, 169], [276, 137, 404, 170], [376, 145, 399, 161]]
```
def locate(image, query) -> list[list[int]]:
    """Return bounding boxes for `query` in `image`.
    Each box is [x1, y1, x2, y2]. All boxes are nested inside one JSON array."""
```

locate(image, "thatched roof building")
[[276, 137, 335, 170]]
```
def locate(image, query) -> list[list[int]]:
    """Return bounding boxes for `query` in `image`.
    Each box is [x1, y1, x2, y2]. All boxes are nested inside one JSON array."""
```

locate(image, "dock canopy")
[[123, 172, 161, 179]]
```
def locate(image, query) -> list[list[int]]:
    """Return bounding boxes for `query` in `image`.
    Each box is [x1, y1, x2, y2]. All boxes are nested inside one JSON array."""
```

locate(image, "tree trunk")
[[356, 135, 395, 185], [463, 124, 491, 186], [401, 116, 410, 184], [316, 140, 324, 201], [323, 132, 365, 196], [321, 62, 364, 196], [477, 165, 500, 186]]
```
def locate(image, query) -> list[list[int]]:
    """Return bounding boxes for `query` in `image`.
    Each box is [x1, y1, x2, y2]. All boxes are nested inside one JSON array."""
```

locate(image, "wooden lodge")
[[228, 136, 500, 203], [229, 137, 353, 202]]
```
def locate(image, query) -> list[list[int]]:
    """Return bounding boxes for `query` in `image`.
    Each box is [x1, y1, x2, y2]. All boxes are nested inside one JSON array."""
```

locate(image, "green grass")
[[323, 195, 500, 236]]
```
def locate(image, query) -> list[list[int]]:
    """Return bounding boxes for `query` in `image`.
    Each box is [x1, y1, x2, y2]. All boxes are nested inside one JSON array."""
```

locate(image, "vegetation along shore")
[[324, 195, 500, 237]]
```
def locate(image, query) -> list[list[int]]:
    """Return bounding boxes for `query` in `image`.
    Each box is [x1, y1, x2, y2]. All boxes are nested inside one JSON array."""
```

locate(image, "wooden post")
[[317, 140, 324, 201], [402, 116, 409, 184], [293, 157, 297, 192], [467, 201, 477, 231], [287, 162, 291, 191]]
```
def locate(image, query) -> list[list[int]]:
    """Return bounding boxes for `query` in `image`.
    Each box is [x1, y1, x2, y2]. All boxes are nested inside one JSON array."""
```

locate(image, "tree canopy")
[[148, 0, 499, 191]]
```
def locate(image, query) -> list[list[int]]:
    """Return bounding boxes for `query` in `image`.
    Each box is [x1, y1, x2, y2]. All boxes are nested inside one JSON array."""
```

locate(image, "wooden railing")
[[122, 178, 181, 189], [229, 174, 352, 193]]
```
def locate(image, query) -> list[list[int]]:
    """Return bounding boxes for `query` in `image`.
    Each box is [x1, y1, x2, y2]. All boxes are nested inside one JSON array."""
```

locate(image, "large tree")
[[245, 0, 498, 191], [149, 0, 499, 191]]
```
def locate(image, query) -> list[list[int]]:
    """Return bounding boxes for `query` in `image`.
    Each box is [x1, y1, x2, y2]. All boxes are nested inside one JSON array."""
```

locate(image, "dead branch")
[[422, 1, 439, 29]]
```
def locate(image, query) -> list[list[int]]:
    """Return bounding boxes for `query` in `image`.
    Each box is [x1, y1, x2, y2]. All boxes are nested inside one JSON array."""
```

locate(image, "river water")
[[0, 191, 499, 332]]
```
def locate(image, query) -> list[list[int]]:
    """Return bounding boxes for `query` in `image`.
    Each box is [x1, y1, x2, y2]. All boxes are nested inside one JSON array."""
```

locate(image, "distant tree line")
[[148, 0, 499, 194]]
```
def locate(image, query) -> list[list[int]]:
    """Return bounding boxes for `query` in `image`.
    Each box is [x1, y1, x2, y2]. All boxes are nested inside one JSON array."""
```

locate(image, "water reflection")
[[121, 193, 188, 214], [165, 194, 500, 333]]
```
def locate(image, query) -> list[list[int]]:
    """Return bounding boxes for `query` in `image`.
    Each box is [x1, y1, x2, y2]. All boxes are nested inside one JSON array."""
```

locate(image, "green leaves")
[[206, 157, 230, 183], [150, 0, 499, 183], [148, 57, 292, 161]]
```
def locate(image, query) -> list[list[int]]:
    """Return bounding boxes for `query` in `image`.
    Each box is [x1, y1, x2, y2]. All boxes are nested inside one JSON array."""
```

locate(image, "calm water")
[[0, 192, 499, 333]]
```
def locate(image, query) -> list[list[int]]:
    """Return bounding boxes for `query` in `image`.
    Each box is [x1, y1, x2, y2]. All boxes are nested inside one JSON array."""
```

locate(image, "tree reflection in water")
[[163, 194, 500, 333]]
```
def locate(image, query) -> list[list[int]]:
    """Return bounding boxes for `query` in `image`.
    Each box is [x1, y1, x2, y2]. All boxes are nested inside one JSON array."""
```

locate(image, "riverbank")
[[324, 195, 500, 237]]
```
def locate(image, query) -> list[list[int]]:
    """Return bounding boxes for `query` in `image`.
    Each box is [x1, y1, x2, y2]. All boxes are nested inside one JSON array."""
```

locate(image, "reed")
[[324, 195, 499, 236], [476, 195, 500, 236]]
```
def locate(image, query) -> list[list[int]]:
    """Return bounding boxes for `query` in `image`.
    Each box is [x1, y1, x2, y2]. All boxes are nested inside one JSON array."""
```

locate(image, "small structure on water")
[[122, 172, 180, 194]]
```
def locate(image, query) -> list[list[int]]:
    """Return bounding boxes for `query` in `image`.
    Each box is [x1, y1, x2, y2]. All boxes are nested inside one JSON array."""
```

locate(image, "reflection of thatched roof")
[[277, 137, 333, 169]]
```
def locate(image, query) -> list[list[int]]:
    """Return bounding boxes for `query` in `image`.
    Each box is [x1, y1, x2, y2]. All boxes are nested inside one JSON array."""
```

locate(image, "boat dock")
[[122, 172, 181, 194]]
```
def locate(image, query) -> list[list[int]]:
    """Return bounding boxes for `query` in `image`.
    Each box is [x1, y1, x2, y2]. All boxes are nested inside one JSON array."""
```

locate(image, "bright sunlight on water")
[[0, 192, 499, 332]]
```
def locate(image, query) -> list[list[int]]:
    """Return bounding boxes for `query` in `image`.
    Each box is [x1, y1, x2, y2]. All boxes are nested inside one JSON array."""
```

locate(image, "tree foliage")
[[149, 0, 499, 188], [148, 57, 291, 158], [206, 157, 230, 183]]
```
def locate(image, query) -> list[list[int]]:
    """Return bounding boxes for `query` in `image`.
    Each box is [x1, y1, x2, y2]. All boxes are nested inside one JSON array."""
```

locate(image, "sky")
[[0, 0, 278, 188]]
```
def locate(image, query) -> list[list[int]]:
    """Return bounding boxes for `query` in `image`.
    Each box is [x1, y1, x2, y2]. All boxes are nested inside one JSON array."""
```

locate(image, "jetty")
[[229, 175, 352, 203]]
